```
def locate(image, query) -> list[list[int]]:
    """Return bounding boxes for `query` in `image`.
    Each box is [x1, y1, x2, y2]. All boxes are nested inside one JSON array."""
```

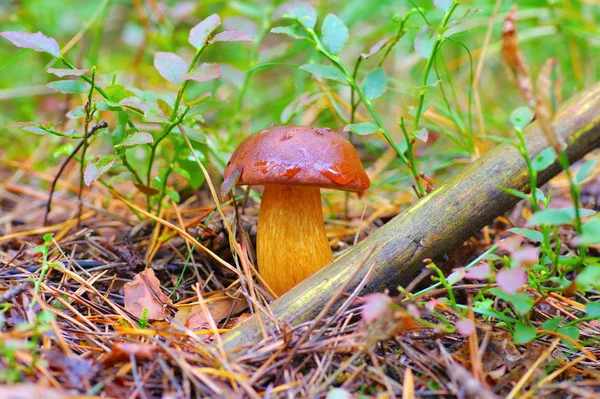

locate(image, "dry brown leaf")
[[124, 268, 172, 320], [100, 341, 157, 368], [0, 384, 78, 399], [502, 5, 534, 106], [535, 57, 565, 151], [174, 295, 248, 331]]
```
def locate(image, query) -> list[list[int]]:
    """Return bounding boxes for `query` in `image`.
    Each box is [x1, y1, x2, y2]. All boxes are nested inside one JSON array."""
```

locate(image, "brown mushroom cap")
[[224, 126, 370, 192]]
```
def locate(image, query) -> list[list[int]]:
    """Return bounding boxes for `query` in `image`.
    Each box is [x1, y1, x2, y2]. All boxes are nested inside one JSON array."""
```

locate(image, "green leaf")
[[285, 4, 317, 29], [489, 288, 533, 315], [576, 264, 600, 290], [576, 218, 600, 245], [321, 14, 348, 55], [575, 160, 596, 185], [557, 325, 579, 348], [414, 26, 436, 59], [513, 322, 537, 345], [178, 159, 205, 189], [497, 185, 528, 200], [362, 67, 387, 100], [527, 207, 596, 226], [66, 106, 86, 119], [510, 106, 535, 129], [167, 189, 180, 203], [84, 154, 118, 186], [343, 122, 379, 135], [47, 80, 89, 94], [186, 99, 228, 117], [105, 84, 135, 102], [541, 317, 563, 331], [299, 64, 347, 82], [174, 167, 191, 181], [270, 26, 307, 39], [434, 0, 452, 12], [509, 228, 544, 243], [585, 302, 600, 318], [1, 31, 60, 57], [118, 132, 154, 147], [189, 14, 221, 49], [531, 147, 557, 172]]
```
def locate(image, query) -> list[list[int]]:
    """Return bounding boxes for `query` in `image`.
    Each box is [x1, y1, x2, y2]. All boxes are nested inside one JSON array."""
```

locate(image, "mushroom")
[[223, 126, 370, 296]]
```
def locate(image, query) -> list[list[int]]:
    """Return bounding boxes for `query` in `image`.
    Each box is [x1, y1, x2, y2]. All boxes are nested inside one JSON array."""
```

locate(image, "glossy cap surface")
[[224, 126, 370, 192]]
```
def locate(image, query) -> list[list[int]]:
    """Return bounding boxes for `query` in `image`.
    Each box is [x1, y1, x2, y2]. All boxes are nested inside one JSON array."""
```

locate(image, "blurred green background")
[[0, 0, 598, 196]]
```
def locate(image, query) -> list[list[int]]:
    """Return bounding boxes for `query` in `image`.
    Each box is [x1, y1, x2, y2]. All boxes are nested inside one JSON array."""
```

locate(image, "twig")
[[44, 121, 107, 225]]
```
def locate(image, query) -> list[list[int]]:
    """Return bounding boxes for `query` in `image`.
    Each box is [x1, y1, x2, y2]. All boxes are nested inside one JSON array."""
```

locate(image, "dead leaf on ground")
[[101, 341, 157, 368], [0, 383, 80, 399], [174, 294, 248, 331], [124, 268, 173, 320]]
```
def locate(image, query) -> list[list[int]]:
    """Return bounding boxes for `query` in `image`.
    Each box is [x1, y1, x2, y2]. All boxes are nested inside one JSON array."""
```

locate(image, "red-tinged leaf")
[[84, 154, 118, 186], [212, 29, 253, 43], [119, 132, 154, 147], [465, 263, 491, 280], [497, 267, 527, 294], [120, 96, 149, 115], [175, 296, 248, 331], [502, 6, 534, 106], [1, 31, 60, 57], [414, 26, 436, 59], [455, 318, 476, 336], [189, 14, 221, 48], [182, 63, 221, 83], [224, 16, 258, 36], [47, 67, 88, 77], [186, 92, 212, 106], [124, 269, 173, 320], [361, 37, 392, 59], [361, 293, 392, 323], [221, 164, 242, 199], [497, 234, 524, 254], [100, 342, 157, 367], [512, 245, 538, 267], [414, 127, 429, 143], [154, 52, 187, 85]]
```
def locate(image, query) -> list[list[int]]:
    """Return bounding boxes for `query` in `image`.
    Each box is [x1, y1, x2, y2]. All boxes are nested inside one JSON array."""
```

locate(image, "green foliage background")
[[0, 0, 598, 191]]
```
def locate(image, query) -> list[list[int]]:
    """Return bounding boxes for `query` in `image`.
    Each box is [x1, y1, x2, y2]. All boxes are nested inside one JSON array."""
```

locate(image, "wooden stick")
[[220, 83, 600, 355]]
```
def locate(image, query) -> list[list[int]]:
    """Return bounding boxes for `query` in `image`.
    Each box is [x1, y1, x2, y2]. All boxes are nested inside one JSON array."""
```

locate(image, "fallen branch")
[[220, 83, 600, 355]]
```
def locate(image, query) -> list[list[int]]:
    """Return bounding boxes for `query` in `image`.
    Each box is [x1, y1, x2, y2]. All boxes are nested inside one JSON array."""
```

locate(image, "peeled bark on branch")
[[220, 83, 600, 355]]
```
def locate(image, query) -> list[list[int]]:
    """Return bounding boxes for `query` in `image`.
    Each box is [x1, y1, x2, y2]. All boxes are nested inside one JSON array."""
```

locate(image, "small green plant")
[[271, 1, 478, 196]]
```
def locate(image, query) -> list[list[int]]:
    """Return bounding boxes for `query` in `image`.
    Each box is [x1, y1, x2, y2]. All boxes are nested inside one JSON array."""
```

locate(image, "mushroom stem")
[[257, 184, 333, 296]]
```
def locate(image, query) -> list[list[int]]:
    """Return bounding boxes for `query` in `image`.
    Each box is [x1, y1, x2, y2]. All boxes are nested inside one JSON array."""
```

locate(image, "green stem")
[[146, 45, 207, 187]]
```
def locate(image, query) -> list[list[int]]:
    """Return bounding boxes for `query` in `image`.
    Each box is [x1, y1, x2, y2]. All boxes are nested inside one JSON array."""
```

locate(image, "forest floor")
[[1, 150, 599, 399]]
